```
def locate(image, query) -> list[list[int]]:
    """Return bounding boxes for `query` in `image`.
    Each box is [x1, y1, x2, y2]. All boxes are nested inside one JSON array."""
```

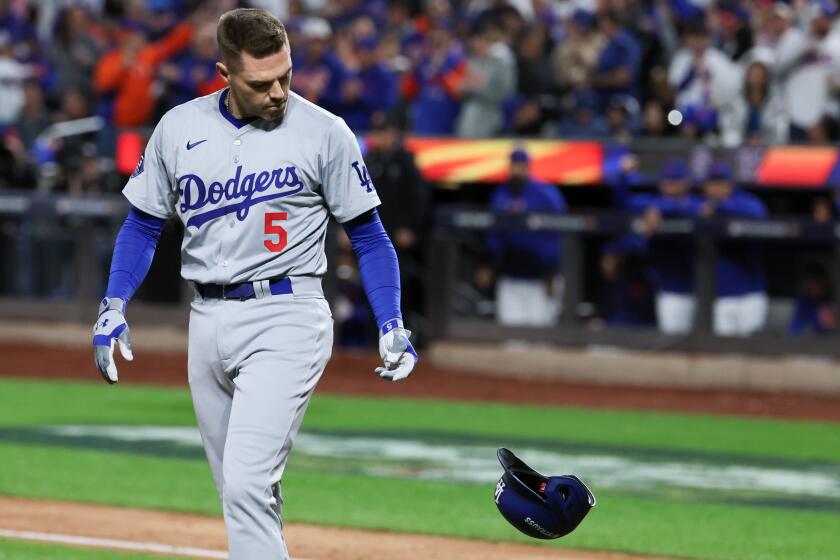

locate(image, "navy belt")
[[196, 276, 292, 301]]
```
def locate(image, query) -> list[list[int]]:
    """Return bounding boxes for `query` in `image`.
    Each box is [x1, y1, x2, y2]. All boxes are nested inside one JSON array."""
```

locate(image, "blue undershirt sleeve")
[[105, 206, 166, 302], [342, 209, 402, 332]]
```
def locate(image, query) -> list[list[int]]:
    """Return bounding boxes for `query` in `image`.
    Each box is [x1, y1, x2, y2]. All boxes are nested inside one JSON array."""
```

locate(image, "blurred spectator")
[[715, 2, 753, 61], [632, 160, 703, 335], [66, 143, 105, 195], [591, 11, 640, 112], [484, 148, 566, 327], [725, 58, 788, 145], [292, 17, 339, 106], [789, 260, 835, 335], [774, 2, 840, 143], [158, 20, 225, 109], [552, 9, 603, 96], [511, 20, 555, 136], [49, 5, 103, 94], [455, 23, 516, 137], [94, 18, 193, 127], [604, 94, 640, 141], [0, 0, 36, 46], [331, 33, 397, 133], [557, 89, 607, 137], [400, 19, 467, 135], [641, 99, 675, 137], [14, 80, 50, 150], [701, 162, 768, 336], [0, 128, 36, 189], [668, 20, 740, 144], [366, 114, 429, 339], [0, 32, 31, 126], [53, 87, 97, 190]]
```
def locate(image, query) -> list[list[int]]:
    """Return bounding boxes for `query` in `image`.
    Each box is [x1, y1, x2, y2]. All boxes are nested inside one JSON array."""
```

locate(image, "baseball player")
[[486, 148, 567, 327], [701, 161, 768, 336], [637, 160, 703, 335], [92, 9, 417, 559]]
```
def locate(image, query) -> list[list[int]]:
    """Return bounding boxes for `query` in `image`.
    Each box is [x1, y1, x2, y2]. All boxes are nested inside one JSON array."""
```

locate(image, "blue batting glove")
[[92, 297, 133, 384], [375, 319, 418, 382]]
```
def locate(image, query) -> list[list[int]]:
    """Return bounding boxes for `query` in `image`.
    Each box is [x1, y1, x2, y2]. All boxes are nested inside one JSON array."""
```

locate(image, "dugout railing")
[[2, 190, 840, 357], [428, 206, 840, 358]]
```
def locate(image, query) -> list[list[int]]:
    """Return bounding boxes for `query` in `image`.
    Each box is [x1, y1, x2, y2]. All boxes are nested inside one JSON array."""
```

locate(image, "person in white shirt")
[[668, 20, 741, 130], [774, 2, 840, 142]]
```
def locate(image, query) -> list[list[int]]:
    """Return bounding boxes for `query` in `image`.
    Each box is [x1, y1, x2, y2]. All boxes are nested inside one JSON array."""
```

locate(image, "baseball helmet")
[[494, 448, 596, 539]]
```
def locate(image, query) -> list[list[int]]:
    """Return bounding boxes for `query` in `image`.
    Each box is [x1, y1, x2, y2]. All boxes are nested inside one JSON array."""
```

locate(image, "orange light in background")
[[756, 147, 838, 188]]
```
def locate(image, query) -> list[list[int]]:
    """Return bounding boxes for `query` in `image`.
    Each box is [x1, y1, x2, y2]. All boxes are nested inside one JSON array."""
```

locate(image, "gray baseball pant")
[[187, 276, 333, 559]]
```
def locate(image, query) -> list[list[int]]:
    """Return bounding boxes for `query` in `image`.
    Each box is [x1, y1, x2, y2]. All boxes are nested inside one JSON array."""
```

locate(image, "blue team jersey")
[[487, 179, 567, 278], [711, 190, 767, 297], [642, 194, 703, 294], [409, 49, 466, 135], [594, 31, 640, 109]]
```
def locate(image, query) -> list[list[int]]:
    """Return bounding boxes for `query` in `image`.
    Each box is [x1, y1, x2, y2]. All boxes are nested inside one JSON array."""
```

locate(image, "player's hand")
[[92, 297, 133, 384], [376, 320, 418, 382]]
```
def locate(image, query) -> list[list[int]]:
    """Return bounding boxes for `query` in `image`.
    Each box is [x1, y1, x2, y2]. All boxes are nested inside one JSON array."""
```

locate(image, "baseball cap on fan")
[[302, 17, 331, 40], [706, 161, 733, 182]]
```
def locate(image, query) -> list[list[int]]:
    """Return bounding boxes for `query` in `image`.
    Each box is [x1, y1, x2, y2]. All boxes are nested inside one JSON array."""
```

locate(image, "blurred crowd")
[[5, 0, 840, 192]]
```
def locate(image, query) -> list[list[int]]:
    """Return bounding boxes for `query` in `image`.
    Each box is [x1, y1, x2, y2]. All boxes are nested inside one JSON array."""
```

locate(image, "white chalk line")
[[0, 528, 315, 559]]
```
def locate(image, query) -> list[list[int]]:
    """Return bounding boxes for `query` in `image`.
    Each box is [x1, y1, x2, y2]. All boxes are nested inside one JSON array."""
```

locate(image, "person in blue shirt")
[[486, 148, 567, 326], [400, 21, 467, 135], [330, 34, 397, 133], [701, 161, 768, 336], [592, 11, 640, 112], [622, 160, 704, 334], [292, 18, 342, 109]]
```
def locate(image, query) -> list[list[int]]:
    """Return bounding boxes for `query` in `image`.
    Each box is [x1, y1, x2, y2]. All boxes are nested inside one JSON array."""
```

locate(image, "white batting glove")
[[92, 297, 133, 384], [376, 319, 418, 382]]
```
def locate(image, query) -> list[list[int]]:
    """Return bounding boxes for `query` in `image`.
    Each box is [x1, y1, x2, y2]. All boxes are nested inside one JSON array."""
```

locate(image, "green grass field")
[[0, 378, 838, 560]]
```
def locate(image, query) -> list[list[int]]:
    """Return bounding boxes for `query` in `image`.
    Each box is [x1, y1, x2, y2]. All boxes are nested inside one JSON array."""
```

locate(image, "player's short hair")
[[217, 8, 288, 71]]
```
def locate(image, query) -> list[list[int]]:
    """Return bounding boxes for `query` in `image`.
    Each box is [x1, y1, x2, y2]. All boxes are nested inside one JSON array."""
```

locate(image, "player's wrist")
[[379, 317, 404, 338], [99, 297, 127, 316]]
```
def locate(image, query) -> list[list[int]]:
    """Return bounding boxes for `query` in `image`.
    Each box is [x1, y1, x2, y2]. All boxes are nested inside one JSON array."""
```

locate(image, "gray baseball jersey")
[[123, 89, 381, 284], [124, 87, 382, 559]]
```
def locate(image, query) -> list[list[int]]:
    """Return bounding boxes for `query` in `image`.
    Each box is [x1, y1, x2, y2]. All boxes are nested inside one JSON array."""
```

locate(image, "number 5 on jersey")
[[264, 212, 287, 252]]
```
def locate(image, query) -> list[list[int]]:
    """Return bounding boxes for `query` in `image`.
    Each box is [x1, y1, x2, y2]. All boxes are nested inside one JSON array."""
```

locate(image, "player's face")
[[704, 180, 732, 201], [510, 161, 529, 183], [219, 47, 293, 122], [660, 179, 689, 198]]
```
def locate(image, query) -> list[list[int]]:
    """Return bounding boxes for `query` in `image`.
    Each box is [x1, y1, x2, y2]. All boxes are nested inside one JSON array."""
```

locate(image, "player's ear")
[[217, 62, 230, 84]]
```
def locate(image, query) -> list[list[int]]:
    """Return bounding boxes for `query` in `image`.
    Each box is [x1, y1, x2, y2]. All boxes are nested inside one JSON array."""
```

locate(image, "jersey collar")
[[219, 89, 258, 129]]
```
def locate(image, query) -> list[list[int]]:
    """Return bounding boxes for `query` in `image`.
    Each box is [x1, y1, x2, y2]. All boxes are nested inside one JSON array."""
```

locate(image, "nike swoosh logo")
[[186, 139, 207, 150]]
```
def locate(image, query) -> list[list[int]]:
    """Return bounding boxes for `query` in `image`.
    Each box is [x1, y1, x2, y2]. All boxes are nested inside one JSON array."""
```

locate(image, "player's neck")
[[226, 89, 248, 120]]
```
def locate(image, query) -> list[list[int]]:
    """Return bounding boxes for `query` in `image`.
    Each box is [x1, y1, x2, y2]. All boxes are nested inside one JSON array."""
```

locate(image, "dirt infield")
[[0, 496, 676, 560], [1, 342, 840, 421]]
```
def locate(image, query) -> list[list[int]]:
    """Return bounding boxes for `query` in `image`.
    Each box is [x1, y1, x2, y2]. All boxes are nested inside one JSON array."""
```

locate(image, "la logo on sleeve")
[[351, 161, 374, 193]]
